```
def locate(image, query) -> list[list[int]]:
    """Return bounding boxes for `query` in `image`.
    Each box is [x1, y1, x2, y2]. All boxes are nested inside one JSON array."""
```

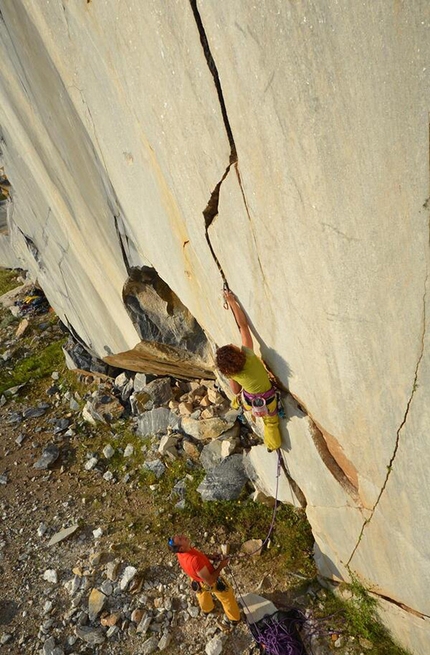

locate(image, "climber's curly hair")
[[215, 345, 246, 376]]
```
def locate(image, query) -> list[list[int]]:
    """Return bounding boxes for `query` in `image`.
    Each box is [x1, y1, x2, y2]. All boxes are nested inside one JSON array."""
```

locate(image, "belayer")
[[168, 534, 241, 627], [216, 289, 282, 452]]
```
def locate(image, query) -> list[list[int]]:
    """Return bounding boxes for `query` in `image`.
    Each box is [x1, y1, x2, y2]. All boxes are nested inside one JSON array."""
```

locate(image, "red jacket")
[[177, 548, 215, 582]]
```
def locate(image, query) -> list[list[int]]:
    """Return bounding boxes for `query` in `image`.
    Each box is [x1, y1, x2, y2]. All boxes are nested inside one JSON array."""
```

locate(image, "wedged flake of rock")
[[104, 339, 214, 381], [104, 267, 214, 381]]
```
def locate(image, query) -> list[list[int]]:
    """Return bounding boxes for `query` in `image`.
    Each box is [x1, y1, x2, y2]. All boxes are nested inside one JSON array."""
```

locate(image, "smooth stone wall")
[[0, 2, 428, 651]]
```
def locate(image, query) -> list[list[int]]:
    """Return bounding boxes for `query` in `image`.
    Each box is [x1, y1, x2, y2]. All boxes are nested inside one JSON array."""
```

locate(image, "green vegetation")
[[0, 339, 67, 395], [319, 577, 413, 655], [0, 267, 21, 295]]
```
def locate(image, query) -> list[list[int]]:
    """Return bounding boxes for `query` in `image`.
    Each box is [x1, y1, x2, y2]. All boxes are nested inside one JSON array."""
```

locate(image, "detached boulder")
[[137, 408, 180, 436], [182, 417, 237, 441], [197, 455, 248, 501], [142, 378, 173, 406], [82, 390, 123, 424], [33, 443, 60, 470], [75, 626, 105, 645]]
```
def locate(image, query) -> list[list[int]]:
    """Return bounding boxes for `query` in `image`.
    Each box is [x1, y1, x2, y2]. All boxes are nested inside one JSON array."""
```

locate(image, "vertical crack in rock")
[[203, 163, 233, 285], [347, 273, 428, 566], [190, 1, 267, 286], [40, 207, 52, 246], [279, 451, 307, 508], [113, 214, 132, 275], [234, 161, 276, 287], [16, 226, 44, 270], [189, 4, 302, 497], [189, 0, 236, 160], [189, 0, 238, 284], [60, 1, 72, 40]]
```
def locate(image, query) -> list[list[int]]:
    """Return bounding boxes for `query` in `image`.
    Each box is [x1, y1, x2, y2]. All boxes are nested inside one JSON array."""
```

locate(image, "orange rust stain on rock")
[[316, 425, 359, 490]]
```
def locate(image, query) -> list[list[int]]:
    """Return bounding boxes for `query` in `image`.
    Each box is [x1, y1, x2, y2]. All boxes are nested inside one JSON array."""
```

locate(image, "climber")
[[167, 534, 241, 627], [216, 289, 282, 452]]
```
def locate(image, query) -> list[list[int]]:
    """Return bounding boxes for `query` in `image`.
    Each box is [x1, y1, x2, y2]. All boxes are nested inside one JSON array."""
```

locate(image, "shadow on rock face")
[[104, 266, 215, 380]]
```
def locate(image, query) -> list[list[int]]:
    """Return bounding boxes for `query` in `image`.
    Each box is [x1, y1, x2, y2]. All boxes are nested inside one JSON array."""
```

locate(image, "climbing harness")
[[242, 387, 278, 418]]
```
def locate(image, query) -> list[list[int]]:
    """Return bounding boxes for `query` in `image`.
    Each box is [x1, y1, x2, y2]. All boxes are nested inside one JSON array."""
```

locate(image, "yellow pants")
[[196, 579, 241, 621], [242, 397, 282, 452]]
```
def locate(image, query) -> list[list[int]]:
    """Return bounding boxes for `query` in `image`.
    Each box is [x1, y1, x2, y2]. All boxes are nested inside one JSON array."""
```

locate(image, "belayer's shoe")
[[222, 616, 240, 628]]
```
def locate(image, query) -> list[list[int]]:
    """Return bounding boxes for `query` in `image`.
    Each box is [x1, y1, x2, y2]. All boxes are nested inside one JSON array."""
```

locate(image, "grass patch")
[[138, 464, 316, 577], [319, 578, 413, 655], [0, 338, 67, 395], [0, 268, 21, 296]]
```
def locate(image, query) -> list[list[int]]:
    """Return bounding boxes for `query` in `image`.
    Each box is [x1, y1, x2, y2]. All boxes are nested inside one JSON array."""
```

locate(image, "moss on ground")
[[0, 267, 22, 295], [0, 339, 67, 395]]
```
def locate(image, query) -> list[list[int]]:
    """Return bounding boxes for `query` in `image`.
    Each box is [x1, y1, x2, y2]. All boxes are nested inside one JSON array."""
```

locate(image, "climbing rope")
[[223, 450, 316, 654]]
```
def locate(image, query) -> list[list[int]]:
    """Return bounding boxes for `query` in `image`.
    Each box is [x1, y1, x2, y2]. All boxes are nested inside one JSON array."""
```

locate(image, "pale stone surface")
[[241, 539, 263, 557], [88, 588, 106, 621], [348, 325, 430, 616], [376, 595, 430, 655], [47, 524, 79, 546], [182, 416, 235, 441], [0, 4, 429, 653], [240, 593, 277, 625]]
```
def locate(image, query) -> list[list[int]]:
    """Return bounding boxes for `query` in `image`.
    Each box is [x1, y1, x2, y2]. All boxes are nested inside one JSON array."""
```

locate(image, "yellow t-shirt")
[[230, 347, 272, 394]]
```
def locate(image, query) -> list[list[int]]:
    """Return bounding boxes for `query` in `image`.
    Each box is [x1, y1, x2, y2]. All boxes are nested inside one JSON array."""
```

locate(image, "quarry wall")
[[0, 1, 429, 651]]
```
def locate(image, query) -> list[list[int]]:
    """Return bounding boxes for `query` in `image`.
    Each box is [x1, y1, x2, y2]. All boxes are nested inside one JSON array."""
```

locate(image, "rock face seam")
[[203, 163, 233, 285], [189, 0, 236, 159], [233, 162, 269, 286], [114, 214, 132, 275], [189, 2, 268, 290], [322, 578, 430, 620], [189, 0, 239, 287], [279, 450, 307, 508], [347, 274, 428, 568]]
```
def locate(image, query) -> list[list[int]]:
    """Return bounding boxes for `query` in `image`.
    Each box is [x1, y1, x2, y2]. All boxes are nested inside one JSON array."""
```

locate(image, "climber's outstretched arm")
[[229, 379, 242, 395], [224, 290, 253, 349]]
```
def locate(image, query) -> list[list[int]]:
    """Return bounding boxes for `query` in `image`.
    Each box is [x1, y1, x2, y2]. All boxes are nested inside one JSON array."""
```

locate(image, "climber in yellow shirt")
[[215, 290, 282, 452]]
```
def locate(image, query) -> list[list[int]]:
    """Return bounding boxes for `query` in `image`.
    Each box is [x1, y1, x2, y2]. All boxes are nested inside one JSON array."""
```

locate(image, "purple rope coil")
[[249, 610, 308, 654]]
